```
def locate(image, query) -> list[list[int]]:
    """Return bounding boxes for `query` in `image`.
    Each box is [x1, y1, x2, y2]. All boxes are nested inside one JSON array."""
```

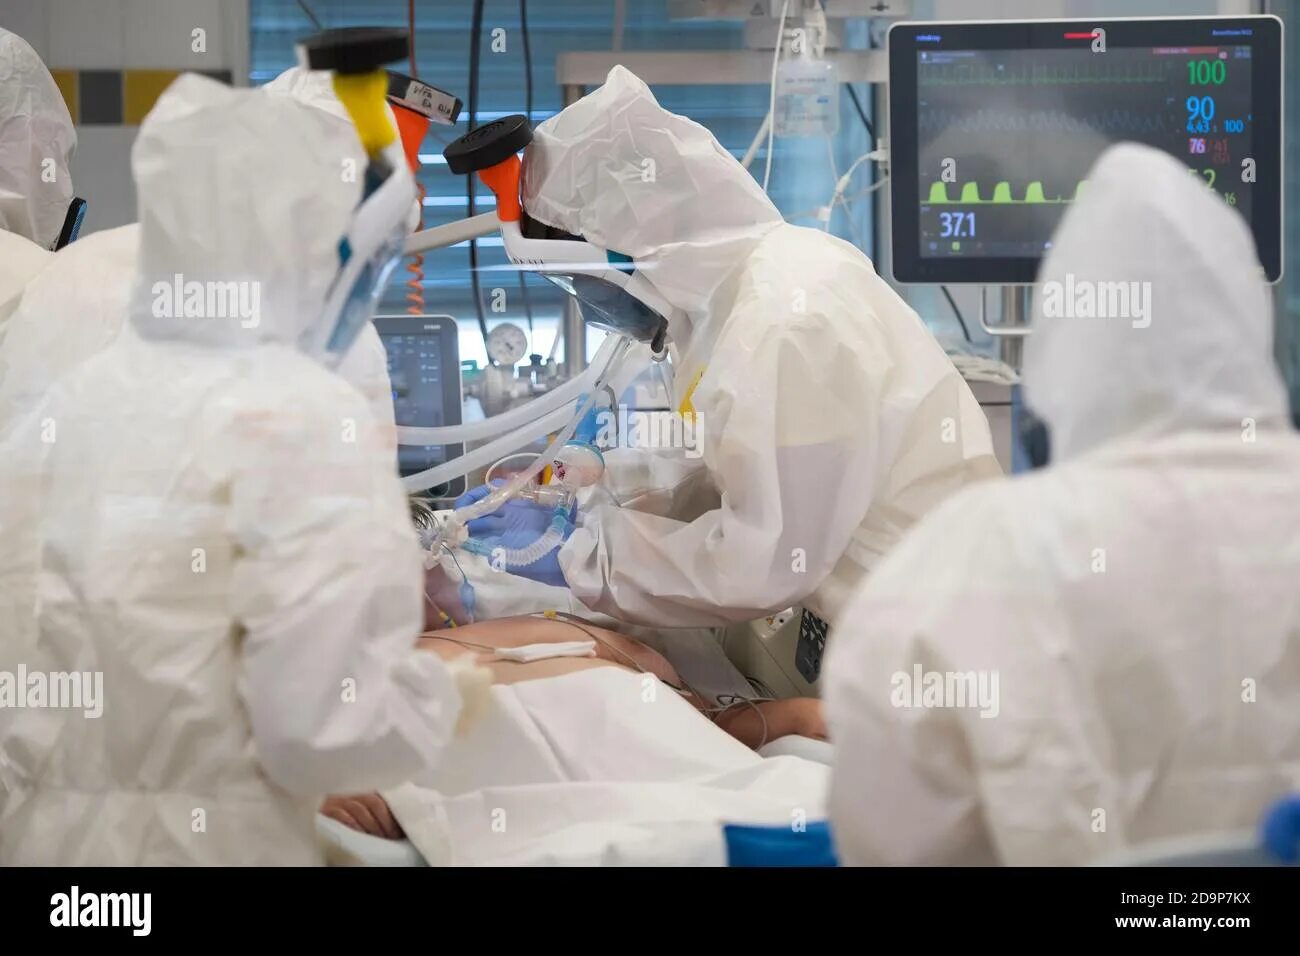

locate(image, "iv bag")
[[774, 56, 840, 138]]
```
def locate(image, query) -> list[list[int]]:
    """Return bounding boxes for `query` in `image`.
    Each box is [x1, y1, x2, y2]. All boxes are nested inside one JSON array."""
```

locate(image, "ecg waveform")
[[924, 181, 1088, 205], [918, 59, 1174, 87], [918, 107, 1173, 137]]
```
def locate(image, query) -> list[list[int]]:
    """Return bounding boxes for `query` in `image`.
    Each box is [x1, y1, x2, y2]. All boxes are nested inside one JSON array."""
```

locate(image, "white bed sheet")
[[379, 667, 829, 866]]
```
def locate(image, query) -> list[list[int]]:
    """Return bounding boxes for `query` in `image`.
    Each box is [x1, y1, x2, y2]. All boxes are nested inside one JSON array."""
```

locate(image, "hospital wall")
[[0, 0, 1254, 242], [0, 0, 251, 235], [2, 0, 1289, 416]]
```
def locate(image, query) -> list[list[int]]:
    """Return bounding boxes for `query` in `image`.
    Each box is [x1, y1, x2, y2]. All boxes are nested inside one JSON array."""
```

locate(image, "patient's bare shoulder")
[[416, 615, 683, 688]]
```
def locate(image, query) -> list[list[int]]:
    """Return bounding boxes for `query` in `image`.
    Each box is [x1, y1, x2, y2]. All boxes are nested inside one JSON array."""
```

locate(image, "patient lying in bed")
[[322, 614, 827, 858]]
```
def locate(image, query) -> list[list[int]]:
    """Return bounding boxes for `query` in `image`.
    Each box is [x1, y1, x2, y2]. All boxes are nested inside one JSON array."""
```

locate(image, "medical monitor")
[[888, 16, 1284, 284], [373, 314, 465, 499]]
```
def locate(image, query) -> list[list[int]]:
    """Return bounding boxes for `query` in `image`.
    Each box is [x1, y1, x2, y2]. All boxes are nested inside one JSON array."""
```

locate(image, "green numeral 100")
[[1188, 58, 1227, 85]]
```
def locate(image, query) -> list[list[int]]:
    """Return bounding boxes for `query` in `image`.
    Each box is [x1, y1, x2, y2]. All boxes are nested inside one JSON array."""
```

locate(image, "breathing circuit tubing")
[[461, 499, 570, 568], [418, 337, 631, 555], [395, 335, 620, 447], [398, 335, 639, 494]]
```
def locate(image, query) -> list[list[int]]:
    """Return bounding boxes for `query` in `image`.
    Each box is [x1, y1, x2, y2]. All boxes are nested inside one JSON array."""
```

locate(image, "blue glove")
[[454, 481, 576, 588], [1261, 794, 1300, 863]]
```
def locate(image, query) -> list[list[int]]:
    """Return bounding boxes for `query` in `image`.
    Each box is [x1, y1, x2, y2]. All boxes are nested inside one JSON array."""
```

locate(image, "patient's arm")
[[321, 792, 405, 839], [713, 698, 828, 749], [415, 615, 828, 746]]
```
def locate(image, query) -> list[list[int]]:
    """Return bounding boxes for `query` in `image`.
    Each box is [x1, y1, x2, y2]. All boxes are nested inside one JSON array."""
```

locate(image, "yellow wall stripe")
[[51, 69, 79, 123], [50, 69, 233, 126], [124, 70, 181, 125]]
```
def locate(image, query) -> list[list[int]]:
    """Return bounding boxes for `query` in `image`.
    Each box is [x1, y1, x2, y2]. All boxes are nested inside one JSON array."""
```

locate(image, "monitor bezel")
[[373, 313, 466, 499], [887, 15, 1284, 284]]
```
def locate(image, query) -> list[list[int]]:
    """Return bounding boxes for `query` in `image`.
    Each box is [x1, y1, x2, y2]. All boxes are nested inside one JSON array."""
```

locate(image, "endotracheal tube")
[[423, 337, 629, 563]]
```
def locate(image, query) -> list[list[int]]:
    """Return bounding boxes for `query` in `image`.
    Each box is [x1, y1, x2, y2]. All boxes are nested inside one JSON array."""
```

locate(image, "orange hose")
[[406, 178, 426, 314], [391, 102, 431, 316], [478, 155, 522, 222]]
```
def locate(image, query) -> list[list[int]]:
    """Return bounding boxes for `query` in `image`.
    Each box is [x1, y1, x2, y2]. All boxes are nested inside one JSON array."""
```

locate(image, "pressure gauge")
[[487, 322, 528, 366]]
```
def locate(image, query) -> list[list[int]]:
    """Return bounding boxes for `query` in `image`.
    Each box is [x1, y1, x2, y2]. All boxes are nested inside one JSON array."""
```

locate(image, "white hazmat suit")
[[0, 67, 397, 443], [261, 65, 405, 445], [525, 67, 999, 627], [0, 27, 76, 343], [0, 76, 475, 865], [0, 224, 136, 431], [825, 143, 1300, 866]]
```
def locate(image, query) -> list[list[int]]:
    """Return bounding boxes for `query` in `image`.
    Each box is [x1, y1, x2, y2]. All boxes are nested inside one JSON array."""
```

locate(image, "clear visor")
[[541, 272, 667, 343], [324, 230, 406, 360]]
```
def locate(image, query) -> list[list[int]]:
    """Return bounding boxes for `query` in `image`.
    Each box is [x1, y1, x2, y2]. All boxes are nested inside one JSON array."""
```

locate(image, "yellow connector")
[[331, 69, 396, 159]]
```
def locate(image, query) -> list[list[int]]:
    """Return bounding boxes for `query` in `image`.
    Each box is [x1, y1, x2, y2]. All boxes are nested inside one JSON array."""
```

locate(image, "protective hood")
[[263, 66, 420, 237], [1024, 142, 1288, 462], [521, 66, 783, 343], [263, 65, 351, 123], [0, 224, 137, 428], [263, 65, 402, 139], [128, 73, 359, 350], [0, 28, 76, 249]]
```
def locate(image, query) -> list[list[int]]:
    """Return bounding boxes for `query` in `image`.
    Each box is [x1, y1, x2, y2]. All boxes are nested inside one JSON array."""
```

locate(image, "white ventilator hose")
[[404, 212, 499, 255], [404, 337, 631, 493], [424, 338, 632, 554], [400, 401, 575, 492], [448, 388, 596, 526], [396, 335, 619, 446], [741, 112, 771, 170], [398, 338, 638, 491]]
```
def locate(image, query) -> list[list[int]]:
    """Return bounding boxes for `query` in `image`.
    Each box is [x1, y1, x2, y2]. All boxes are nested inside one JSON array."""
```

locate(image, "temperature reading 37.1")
[[914, 39, 1256, 260]]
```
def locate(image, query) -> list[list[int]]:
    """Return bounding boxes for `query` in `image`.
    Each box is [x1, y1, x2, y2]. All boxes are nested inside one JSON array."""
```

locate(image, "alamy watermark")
[[891, 664, 999, 719], [0, 666, 103, 718], [151, 274, 261, 329], [50, 886, 150, 936], [592, 406, 704, 459], [1040, 273, 1152, 329]]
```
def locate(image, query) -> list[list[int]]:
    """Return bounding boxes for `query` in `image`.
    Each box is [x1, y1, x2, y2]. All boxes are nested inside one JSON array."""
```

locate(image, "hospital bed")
[[315, 734, 834, 867], [400, 547, 833, 867], [1099, 832, 1279, 867]]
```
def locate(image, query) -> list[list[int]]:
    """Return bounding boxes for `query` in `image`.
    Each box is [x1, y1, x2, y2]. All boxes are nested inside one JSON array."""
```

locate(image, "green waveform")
[[926, 180, 1088, 204], [918, 59, 1171, 87]]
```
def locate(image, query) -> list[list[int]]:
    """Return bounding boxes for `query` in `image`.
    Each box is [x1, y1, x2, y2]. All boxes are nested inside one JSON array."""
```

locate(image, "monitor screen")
[[373, 315, 464, 496], [888, 17, 1283, 284]]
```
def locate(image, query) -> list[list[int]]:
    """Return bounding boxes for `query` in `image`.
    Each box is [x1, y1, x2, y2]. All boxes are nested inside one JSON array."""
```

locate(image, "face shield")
[[295, 28, 420, 366], [504, 213, 672, 349], [392, 114, 667, 504], [441, 114, 674, 351], [307, 145, 413, 365]]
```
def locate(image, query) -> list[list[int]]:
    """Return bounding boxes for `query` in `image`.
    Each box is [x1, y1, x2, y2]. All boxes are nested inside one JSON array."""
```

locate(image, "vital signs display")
[[888, 17, 1283, 283]]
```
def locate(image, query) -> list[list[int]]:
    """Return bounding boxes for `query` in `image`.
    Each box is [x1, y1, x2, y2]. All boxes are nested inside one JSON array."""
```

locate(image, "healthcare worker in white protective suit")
[[824, 143, 1300, 867], [261, 65, 415, 443], [0, 226, 136, 431], [0, 66, 400, 442], [0, 27, 79, 345], [0, 75, 489, 866], [461, 67, 1000, 629]]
